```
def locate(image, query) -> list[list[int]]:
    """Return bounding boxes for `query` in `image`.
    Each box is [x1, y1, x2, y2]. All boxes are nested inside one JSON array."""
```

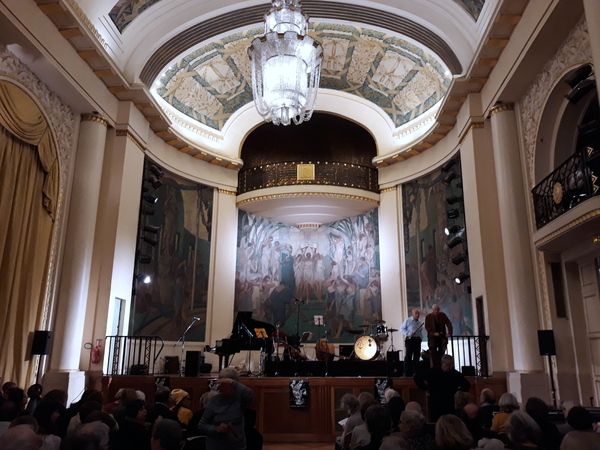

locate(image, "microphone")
[[193, 317, 201, 321]]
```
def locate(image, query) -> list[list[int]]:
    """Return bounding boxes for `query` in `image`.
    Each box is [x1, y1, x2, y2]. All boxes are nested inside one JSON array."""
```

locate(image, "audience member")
[[386, 396, 405, 433], [171, 389, 193, 426], [379, 434, 410, 450], [414, 354, 471, 421], [383, 388, 400, 405], [404, 401, 423, 412], [33, 400, 65, 450], [112, 399, 151, 450], [187, 390, 218, 437], [108, 388, 137, 425], [361, 404, 392, 450], [66, 400, 102, 437], [9, 414, 38, 430], [146, 387, 178, 425], [0, 423, 42, 450], [397, 409, 436, 450], [198, 367, 255, 450], [506, 411, 542, 449], [525, 396, 562, 450], [151, 419, 182, 450], [56, 389, 103, 437], [425, 304, 453, 368], [560, 406, 600, 449], [435, 414, 473, 450], [43, 390, 67, 407], [454, 390, 474, 412], [350, 399, 380, 450], [479, 388, 500, 429], [491, 392, 519, 434], [557, 401, 577, 437], [335, 393, 361, 450], [70, 422, 110, 450], [84, 410, 118, 435], [460, 403, 498, 443]]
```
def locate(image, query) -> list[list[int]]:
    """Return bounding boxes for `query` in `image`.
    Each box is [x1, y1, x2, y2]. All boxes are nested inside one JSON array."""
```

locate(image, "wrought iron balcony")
[[532, 147, 600, 229], [238, 161, 379, 195]]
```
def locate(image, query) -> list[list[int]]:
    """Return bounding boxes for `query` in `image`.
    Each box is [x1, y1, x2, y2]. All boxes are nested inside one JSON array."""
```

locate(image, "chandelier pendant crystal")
[[248, 0, 323, 126]]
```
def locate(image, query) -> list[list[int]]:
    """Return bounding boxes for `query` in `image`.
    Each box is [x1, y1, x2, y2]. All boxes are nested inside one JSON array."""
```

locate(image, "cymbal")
[[388, 328, 399, 332]]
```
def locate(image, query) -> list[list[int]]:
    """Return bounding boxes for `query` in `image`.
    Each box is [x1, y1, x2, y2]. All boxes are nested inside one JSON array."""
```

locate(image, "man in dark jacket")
[[424, 304, 452, 368]]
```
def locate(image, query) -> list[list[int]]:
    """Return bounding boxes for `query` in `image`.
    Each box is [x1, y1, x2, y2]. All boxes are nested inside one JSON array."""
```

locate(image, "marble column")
[[44, 113, 108, 402], [583, 0, 600, 105], [489, 104, 544, 375]]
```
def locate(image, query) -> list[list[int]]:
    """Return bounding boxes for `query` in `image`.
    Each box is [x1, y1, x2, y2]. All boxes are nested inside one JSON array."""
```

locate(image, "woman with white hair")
[[491, 392, 519, 434], [506, 410, 542, 449], [198, 367, 254, 450]]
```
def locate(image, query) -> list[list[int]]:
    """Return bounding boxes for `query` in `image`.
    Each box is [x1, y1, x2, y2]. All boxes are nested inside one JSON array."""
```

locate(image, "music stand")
[[174, 317, 200, 377]]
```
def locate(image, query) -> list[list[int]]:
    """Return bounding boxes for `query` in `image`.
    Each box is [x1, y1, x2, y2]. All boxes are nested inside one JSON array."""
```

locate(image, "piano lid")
[[232, 311, 276, 339]]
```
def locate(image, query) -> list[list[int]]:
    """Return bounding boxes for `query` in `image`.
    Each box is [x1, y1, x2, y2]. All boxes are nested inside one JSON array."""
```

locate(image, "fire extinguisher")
[[85, 339, 103, 364]]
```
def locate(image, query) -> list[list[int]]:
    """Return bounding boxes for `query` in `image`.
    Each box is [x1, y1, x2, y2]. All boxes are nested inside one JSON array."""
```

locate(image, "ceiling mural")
[[155, 23, 451, 131], [454, 0, 486, 21]]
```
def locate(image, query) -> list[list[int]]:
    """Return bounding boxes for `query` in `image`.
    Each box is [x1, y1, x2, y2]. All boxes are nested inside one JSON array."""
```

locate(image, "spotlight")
[[442, 172, 460, 186], [136, 274, 152, 284], [144, 174, 163, 189], [149, 164, 164, 179], [441, 159, 457, 172], [564, 64, 593, 89], [446, 195, 463, 205], [447, 209, 460, 219], [142, 192, 158, 204], [445, 225, 463, 236], [565, 79, 595, 104], [143, 236, 159, 246], [144, 224, 160, 234], [454, 272, 470, 285], [451, 253, 468, 265], [447, 235, 464, 249], [141, 204, 155, 215]]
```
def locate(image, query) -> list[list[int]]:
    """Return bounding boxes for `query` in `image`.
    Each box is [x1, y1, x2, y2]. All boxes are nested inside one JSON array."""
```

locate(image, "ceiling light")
[[447, 235, 464, 249], [136, 274, 152, 284], [565, 78, 595, 104], [143, 236, 159, 246], [447, 209, 460, 219], [141, 205, 155, 215], [441, 159, 457, 172], [446, 195, 463, 205], [564, 64, 593, 89], [144, 224, 161, 234], [142, 192, 158, 204], [145, 174, 162, 189], [454, 272, 470, 285], [451, 253, 468, 265], [442, 172, 460, 186], [149, 164, 164, 179], [248, 0, 323, 126], [445, 225, 463, 236], [138, 253, 152, 264]]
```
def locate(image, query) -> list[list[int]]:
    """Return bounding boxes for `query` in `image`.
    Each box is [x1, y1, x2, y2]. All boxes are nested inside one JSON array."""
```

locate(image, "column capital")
[[81, 113, 109, 127], [490, 103, 515, 117]]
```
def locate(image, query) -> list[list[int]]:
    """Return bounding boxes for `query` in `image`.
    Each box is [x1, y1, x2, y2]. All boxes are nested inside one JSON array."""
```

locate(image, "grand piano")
[[210, 312, 275, 371]]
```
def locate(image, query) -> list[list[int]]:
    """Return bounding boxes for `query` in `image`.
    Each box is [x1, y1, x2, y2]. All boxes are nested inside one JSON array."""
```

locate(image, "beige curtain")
[[0, 80, 57, 388]]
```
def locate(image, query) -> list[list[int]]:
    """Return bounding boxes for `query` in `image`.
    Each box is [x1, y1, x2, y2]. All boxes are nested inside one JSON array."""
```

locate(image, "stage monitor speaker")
[[339, 345, 354, 358], [185, 351, 204, 377], [387, 350, 400, 363], [164, 356, 179, 374], [538, 330, 556, 356], [462, 365, 476, 376], [31, 330, 52, 355]]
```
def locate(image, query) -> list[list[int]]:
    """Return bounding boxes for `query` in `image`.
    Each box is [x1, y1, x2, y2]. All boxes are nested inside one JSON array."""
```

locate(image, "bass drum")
[[354, 335, 379, 361]]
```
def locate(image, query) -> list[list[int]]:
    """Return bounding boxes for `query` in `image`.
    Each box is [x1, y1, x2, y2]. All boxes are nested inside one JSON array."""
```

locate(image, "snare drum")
[[354, 335, 379, 360]]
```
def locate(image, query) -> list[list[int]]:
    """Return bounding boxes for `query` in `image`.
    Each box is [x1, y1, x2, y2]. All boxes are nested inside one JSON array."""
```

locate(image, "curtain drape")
[[0, 80, 57, 388]]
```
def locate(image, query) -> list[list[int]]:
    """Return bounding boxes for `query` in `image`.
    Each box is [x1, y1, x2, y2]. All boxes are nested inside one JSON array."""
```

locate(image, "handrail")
[[104, 335, 164, 375], [446, 335, 490, 377]]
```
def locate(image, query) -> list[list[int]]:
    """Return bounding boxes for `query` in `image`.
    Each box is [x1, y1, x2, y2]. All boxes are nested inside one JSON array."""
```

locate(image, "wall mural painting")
[[402, 156, 473, 335], [236, 210, 380, 343], [132, 162, 213, 342]]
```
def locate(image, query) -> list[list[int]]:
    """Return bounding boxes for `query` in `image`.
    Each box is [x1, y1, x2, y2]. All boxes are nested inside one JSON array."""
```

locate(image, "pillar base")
[[42, 370, 86, 405], [507, 371, 550, 405]]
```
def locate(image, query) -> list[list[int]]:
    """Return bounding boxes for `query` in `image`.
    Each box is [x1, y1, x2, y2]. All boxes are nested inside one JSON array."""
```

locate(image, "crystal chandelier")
[[248, 0, 323, 126]]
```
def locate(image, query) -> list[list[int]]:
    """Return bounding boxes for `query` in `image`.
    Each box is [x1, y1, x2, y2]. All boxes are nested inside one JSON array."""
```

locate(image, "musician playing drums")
[[400, 308, 424, 376], [424, 304, 453, 369]]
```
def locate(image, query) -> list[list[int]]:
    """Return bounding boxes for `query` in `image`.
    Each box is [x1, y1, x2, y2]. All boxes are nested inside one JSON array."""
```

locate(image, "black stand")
[[174, 317, 199, 377], [274, 324, 281, 377], [547, 354, 557, 409], [324, 331, 330, 377]]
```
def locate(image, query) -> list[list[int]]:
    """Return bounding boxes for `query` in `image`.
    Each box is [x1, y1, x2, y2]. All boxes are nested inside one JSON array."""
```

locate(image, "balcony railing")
[[532, 147, 600, 229], [238, 161, 379, 195], [446, 335, 490, 377], [104, 335, 164, 376]]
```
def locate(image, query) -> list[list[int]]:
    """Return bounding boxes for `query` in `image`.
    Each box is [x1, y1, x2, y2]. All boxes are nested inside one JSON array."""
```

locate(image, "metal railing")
[[238, 161, 379, 195], [532, 148, 600, 229], [446, 335, 490, 377], [105, 335, 164, 376]]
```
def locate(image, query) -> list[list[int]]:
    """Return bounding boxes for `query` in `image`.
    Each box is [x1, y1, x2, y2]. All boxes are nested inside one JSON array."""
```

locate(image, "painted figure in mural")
[[434, 280, 452, 309], [234, 272, 254, 316], [270, 241, 282, 283], [269, 281, 293, 327], [313, 253, 325, 302], [362, 279, 381, 326], [333, 276, 359, 339], [258, 275, 276, 321], [420, 245, 438, 306], [447, 294, 471, 336], [293, 250, 304, 299], [302, 251, 315, 301], [328, 231, 346, 276], [279, 244, 295, 293], [259, 236, 273, 276]]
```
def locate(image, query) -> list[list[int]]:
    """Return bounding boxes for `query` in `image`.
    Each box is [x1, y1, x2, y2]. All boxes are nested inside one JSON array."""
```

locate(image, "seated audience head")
[[506, 411, 541, 445], [477, 438, 505, 449], [154, 386, 171, 405], [8, 387, 27, 409], [70, 422, 110, 450], [387, 396, 405, 429], [358, 391, 375, 405], [383, 388, 400, 404], [463, 403, 480, 420], [151, 418, 182, 450], [379, 435, 410, 450], [84, 410, 118, 434], [2, 381, 16, 398], [199, 390, 217, 410], [567, 406, 594, 431], [441, 354, 455, 372], [79, 401, 102, 423], [0, 424, 42, 450], [219, 366, 240, 381], [525, 397, 549, 422], [9, 415, 38, 431], [33, 400, 65, 433], [404, 401, 422, 412], [43, 389, 67, 406], [340, 393, 360, 415], [135, 390, 146, 402], [455, 390, 474, 410], [360, 398, 380, 420], [116, 388, 137, 406], [480, 388, 496, 405], [435, 414, 473, 450], [365, 404, 392, 437], [498, 392, 520, 413], [124, 399, 147, 422], [171, 389, 192, 408], [399, 410, 426, 437]]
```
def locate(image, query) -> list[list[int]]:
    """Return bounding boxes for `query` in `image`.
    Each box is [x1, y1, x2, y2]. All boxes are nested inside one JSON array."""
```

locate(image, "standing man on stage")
[[425, 304, 452, 368], [400, 308, 423, 376]]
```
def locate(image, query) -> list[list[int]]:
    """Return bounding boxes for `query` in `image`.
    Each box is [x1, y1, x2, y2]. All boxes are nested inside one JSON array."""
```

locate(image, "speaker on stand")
[[538, 330, 557, 409], [31, 330, 53, 383]]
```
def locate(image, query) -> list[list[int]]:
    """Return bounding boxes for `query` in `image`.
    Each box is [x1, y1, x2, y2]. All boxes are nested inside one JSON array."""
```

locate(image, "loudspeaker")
[[31, 330, 52, 355], [164, 356, 179, 374], [185, 351, 204, 377], [538, 330, 556, 356], [339, 345, 354, 358], [461, 365, 476, 376]]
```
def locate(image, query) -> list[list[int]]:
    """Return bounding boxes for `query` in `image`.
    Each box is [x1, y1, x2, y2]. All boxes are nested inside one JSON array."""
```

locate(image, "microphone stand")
[[274, 324, 281, 377], [174, 317, 200, 377], [324, 330, 330, 377]]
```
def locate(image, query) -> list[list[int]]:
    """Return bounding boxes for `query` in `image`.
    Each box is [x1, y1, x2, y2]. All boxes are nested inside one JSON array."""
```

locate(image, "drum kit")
[[350, 321, 399, 361]]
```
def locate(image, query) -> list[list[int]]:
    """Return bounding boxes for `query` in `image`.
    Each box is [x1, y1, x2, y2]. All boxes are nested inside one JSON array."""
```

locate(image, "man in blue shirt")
[[400, 308, 423, 376]]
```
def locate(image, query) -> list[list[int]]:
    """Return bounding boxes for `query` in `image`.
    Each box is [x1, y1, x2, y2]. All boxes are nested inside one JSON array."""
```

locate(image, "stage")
[[101, 370, 507, 444]]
